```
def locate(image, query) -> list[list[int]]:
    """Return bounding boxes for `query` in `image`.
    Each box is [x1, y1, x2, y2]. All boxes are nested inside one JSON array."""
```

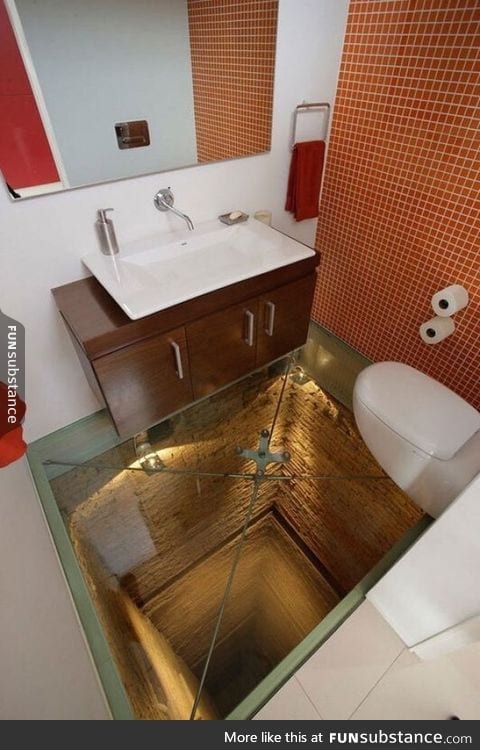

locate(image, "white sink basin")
[[82, 218, 316, 320]]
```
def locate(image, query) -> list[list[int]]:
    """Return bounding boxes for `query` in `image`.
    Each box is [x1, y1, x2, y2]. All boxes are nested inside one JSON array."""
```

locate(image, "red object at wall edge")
[[0, 382, 27, 467]]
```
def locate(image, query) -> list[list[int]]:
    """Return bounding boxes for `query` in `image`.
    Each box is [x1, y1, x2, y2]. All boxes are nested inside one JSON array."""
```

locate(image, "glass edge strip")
[[26, 446, 135, 721], [226, 515, 431, 721]]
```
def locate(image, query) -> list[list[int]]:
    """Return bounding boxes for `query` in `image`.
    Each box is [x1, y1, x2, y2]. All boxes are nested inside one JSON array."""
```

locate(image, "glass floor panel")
[[43, 358, 423, 720]]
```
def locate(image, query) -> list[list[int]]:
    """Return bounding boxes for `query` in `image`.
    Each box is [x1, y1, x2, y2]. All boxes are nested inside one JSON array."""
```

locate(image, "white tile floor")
[[351, 642, 480, 720], [253, 601, 480, 721], [254, 601, 405, 720], [294, 601, 406, 720], [254, 677, 322, 721]]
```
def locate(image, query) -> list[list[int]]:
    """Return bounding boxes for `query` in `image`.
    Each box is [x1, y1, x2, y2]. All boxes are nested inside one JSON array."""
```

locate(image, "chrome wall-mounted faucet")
[[153, 187, 194, 231]]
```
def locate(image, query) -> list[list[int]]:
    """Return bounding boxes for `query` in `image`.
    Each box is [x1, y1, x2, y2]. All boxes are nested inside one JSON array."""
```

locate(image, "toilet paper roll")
[[420, 316, 455, 345], [432, 284, 469, 317]]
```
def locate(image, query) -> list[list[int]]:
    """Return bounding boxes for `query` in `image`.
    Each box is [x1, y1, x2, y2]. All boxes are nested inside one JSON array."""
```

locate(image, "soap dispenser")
[[96, 208, 119, 255]]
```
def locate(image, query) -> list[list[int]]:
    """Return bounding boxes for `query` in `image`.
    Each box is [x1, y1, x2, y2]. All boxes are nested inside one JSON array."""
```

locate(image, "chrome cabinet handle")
[[170, 341, 184, 380], [244, 310, 255, 347], [264, 301, 276, 336]]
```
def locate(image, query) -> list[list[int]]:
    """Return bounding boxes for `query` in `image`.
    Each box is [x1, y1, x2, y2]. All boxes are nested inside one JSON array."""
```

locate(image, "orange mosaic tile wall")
[[187, 0, 277, 162], [313, 0, 480, 409]]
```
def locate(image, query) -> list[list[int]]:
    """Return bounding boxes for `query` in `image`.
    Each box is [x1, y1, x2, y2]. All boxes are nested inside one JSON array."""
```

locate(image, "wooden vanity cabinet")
[[187, 274, 318, 399], [52, 254, 319, 438], [187, 299, 259, 400], [92, 327, 192, 437], [256, 274, 316, 368]]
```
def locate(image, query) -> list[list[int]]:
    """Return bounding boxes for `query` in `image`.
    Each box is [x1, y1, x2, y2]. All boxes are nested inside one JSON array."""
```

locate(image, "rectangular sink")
[[82, 219, 316, 320]]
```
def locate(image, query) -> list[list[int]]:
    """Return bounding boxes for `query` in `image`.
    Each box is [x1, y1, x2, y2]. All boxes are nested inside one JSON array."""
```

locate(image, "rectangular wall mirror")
[[0, 0, 278, 200]]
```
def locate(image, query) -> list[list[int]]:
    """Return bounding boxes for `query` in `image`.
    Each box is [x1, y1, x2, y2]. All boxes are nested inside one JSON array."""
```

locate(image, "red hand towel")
[[285, 140, 326, 221]]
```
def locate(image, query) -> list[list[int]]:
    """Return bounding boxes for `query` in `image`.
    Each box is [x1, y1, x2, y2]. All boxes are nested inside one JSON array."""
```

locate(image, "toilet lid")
[[355, 362, 480, 460]]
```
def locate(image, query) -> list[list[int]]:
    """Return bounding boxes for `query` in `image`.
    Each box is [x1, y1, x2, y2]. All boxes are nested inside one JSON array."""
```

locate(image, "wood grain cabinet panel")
[[256, 274, 317, 367], [93, 327, 193, 436], [187, 299, 259, 400], [53, 256, 320, 438]]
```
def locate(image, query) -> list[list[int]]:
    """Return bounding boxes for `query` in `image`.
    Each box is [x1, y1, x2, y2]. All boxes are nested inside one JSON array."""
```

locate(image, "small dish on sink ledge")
[[218, 210, 249, 225]]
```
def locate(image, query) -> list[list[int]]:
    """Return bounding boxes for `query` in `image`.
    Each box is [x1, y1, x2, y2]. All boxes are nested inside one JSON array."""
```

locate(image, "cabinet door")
[[187, 299, 258, 399], [256, 273, 316, 367], [92, 327, 193, 437]]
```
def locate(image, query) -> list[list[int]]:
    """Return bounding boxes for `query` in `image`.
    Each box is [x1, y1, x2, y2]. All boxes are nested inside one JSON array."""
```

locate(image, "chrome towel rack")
[[291, 101, 330, 150]]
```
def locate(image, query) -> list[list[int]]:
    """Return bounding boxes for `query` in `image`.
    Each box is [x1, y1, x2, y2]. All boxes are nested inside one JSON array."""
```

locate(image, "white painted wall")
[[269, 0, 349, 248], [14, 0, 197, 186], [368, 474, 480, 647], [0, 1, 350, 719]]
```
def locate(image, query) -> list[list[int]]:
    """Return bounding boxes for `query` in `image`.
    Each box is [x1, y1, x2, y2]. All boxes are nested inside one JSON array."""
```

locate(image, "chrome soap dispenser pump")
[[96, 208, 119, 255]]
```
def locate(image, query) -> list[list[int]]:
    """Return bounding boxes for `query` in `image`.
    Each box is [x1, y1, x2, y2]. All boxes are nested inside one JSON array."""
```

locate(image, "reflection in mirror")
[[1, 0, 278, 199]]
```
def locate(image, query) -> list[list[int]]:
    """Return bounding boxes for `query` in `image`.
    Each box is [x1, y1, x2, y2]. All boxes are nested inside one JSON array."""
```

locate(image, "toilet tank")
[[353, 363, 480, 517]]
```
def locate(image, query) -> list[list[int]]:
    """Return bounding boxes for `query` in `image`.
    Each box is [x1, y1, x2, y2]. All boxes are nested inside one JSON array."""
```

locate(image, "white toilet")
[[353, 362, 480, 517]]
